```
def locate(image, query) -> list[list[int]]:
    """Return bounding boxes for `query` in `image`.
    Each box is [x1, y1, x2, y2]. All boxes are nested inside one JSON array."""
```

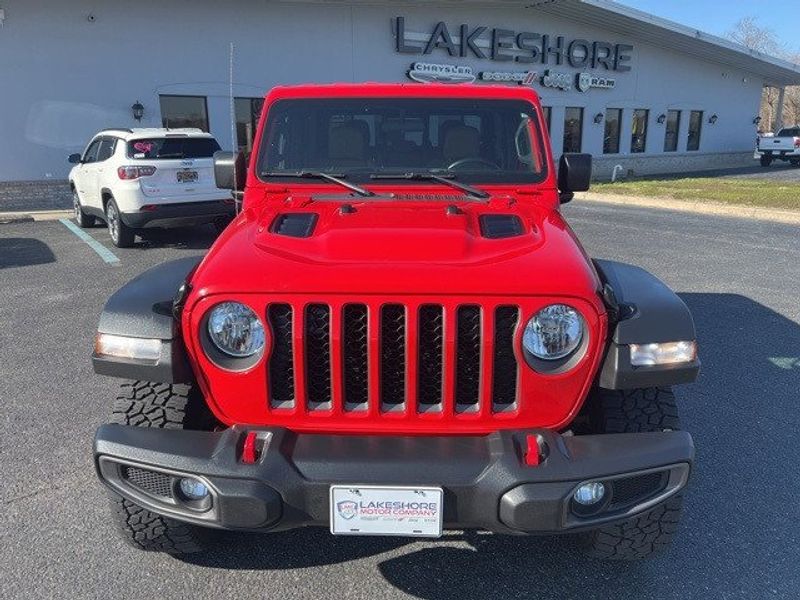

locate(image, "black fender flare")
[[92, 256, 201, 383], [593, 259, 700, 390]]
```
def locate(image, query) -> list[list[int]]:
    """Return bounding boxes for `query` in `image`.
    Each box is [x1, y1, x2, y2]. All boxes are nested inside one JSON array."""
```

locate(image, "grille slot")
[[304, 304, 332, 409], [417, 305, 444, 409], [268, 304, 295, 408], [122, 466, 172, 499], [343, 304, 369, 410], [380, 305, 406, 408], [609, 471, 668, 510], [455, 306, 482, 411], [492, 306, 519, 409]]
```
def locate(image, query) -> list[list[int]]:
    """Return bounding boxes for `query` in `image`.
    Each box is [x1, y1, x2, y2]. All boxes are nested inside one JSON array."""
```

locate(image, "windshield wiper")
[[261, 171, 374, 197], [369, 172, 489, 199]]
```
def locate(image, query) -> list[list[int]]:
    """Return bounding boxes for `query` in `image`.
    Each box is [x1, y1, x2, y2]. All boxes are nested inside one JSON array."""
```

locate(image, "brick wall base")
[[0, 180, 72, 212]]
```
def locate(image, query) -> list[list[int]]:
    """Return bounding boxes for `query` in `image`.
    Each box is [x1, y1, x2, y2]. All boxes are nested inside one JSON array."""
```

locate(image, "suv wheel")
[[577, 387, 685, 560], [105, 198, 135, 248], [73, 189, 96, 228], [107, 381, 218, 553]]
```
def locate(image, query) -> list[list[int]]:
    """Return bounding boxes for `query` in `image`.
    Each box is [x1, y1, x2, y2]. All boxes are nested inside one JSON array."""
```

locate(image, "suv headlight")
[[207, 302, 265, 357], [523, 304, 584, 360]]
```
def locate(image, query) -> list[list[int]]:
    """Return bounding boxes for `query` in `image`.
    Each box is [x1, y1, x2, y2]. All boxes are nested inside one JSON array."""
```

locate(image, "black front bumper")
[[121, 200, 234, 229], [94, 425, 693, 534]]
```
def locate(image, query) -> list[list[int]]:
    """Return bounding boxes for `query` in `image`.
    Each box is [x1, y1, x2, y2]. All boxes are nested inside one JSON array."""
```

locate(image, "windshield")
[[777, 128, 800, 137], [257, 98, 548, 184], [127, 137, 221, 159]]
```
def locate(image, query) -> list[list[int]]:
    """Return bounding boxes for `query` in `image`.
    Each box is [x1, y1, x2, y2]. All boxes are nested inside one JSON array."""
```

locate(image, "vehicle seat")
[[328, 121, 370, 168], [441, 123, 481, 164]]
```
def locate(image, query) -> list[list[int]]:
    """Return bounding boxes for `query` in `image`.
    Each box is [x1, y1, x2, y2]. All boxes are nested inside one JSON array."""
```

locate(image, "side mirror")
[[558, 153, 592, 204], [213, 150, 246, 192], [68, 153, 82, 164]]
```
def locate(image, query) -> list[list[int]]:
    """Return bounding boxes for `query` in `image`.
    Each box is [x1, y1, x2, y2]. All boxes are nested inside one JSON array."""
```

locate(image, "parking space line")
[[58, 219, 120, 265]]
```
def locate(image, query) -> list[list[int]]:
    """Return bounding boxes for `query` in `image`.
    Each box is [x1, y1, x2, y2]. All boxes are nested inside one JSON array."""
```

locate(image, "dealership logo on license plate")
[[330, 485, 443, 537]]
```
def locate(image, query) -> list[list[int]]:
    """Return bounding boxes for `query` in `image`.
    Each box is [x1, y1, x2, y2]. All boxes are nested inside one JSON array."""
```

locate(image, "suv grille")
[[265, 301, 520, 415]]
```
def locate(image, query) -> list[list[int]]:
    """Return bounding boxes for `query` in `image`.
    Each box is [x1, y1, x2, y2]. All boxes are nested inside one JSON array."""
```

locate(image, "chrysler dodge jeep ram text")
[[92, 84, 698, 560]]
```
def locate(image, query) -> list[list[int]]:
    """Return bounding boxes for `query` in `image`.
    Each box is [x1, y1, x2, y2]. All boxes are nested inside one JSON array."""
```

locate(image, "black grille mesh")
[[455, 306, 482, 408], [492, 306, 519, 406], [268, 304, 295, 407], [122, 466, 172, 498], [343, 304, 369, 408], [305, 304, 332, 406], [380, 305, 406, 406], [417, 305, 444, 406], [610, 471, 668, 509]]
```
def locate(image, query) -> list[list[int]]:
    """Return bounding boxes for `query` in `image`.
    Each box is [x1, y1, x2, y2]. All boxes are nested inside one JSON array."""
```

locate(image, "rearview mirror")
[[558, 153, 592, 203], [213, 151, 246, 192], [68, 153, 82, 164]]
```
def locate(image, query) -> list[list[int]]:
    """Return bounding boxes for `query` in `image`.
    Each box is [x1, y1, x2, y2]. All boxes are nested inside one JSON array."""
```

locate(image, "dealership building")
[[2, 0, 800, 199]]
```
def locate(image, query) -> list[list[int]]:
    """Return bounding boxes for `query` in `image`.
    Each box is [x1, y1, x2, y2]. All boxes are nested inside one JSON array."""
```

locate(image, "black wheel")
[[577, 387, 685, 560], [107, 381, 218, 554], [72, 189, 96, 228], [105, 197, 135, 248], [760, 155, 773, 167], [790, 159, 800, 167]]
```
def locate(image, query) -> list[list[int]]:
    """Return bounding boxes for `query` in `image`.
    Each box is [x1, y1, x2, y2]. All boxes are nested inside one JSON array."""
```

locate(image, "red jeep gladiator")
[[92, 83, 698, 560]]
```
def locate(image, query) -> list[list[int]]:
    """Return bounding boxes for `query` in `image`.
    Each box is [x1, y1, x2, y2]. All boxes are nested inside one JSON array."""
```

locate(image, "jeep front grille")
[[265, 300, 520, 416]]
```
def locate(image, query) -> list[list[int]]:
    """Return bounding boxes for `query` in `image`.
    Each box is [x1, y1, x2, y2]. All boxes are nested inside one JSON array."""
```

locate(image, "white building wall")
[[0, 0, 767, 182]]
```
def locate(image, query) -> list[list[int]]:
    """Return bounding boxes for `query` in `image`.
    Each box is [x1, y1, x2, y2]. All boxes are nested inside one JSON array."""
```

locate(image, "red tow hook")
[[242, 431, 259, 464], [524, 433, 543, 467]]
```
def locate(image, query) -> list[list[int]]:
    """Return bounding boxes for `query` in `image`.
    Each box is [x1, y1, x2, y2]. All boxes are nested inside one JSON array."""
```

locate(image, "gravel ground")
[[1, 203, 798, 599]]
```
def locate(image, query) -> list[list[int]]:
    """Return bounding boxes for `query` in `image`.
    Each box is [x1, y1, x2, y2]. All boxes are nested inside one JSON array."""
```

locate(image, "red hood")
[[189, 191, 601, 302]]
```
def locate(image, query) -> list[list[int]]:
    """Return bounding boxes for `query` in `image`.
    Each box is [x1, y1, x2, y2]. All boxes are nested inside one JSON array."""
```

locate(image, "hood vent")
[[271, 213, 318, 238], [479, 215, 524, 239]]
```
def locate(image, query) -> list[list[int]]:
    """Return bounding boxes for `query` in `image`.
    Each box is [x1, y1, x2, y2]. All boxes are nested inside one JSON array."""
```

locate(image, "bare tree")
[[727, 17, 797, 130]]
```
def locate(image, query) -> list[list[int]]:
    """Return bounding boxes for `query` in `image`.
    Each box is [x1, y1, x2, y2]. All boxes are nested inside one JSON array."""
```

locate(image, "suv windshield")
[[128, 137, 221, 159], [258, 98, 548, 184]]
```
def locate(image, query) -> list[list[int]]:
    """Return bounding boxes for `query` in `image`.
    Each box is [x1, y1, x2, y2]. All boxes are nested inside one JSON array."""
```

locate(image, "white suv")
[[68, 128, 235, 247]]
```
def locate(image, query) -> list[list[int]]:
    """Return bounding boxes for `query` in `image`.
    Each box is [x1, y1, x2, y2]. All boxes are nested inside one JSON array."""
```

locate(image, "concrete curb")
[[0, 209, 73, 224], [574, 192, 800, 225]]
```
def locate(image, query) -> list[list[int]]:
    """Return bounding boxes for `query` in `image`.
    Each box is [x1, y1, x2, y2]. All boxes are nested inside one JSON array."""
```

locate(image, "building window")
[[664, 110, 681, 152], [235, 97, 265, 154], [159, 95, 209, 131], [687, 110, 703, 151], [631, 109, 649, 153], [603, 108, 622, 154], [563, 107, 583, 153], [542, 106, 552, 132]]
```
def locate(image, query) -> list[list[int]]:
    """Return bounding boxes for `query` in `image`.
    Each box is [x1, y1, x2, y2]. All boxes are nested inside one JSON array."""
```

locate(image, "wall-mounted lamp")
[[708, 114, 718, 125], [656, 113, 667, 124], [753, 116, 762, 125], [593, 112, 604, 124], [131, 101, 144, 122]]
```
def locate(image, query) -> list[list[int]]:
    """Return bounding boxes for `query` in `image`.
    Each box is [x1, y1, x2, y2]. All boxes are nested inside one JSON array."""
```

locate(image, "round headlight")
[[207, 302, 265, 358], [523, 304, 584, 360]]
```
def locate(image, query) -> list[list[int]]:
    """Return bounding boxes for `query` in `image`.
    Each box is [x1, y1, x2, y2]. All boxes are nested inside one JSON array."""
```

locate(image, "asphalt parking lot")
[[1, 203, 799, 599]]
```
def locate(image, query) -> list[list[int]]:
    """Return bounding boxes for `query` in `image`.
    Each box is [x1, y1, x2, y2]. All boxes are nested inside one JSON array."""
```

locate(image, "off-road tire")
[[790, 158, 800, 167], [105, 197, 135, 248], [578, 387, 685, 560], [760, 154, 773, 167], [107, 381, 215, 554]]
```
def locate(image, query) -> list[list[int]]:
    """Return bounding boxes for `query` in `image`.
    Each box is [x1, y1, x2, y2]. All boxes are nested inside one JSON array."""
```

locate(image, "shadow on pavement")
[[0, 237, 56, 269], [131, 225, 218, 251], [179, 294, 800, 598]]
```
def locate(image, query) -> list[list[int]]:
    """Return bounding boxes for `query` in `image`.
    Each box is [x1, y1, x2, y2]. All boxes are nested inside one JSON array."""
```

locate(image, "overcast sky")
[[614, 1, 800, 55]]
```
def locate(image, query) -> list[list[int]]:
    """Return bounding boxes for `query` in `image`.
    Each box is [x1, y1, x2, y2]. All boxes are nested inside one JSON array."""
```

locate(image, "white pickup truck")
[[756, 127, 800, 167]]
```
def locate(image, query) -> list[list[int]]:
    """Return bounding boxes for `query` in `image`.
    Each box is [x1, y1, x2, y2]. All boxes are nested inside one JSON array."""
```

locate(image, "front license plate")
[[177, 170, 198, 183], [330, 485, 443, 538]]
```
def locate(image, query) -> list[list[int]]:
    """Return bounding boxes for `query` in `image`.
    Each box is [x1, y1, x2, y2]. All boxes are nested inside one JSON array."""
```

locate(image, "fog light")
[[178, 477, 209, 501], [573, 482, 606, 506]]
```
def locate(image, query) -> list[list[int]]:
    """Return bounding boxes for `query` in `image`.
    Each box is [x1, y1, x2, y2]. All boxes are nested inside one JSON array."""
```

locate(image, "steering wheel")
[[447, 157, 502, 171]]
